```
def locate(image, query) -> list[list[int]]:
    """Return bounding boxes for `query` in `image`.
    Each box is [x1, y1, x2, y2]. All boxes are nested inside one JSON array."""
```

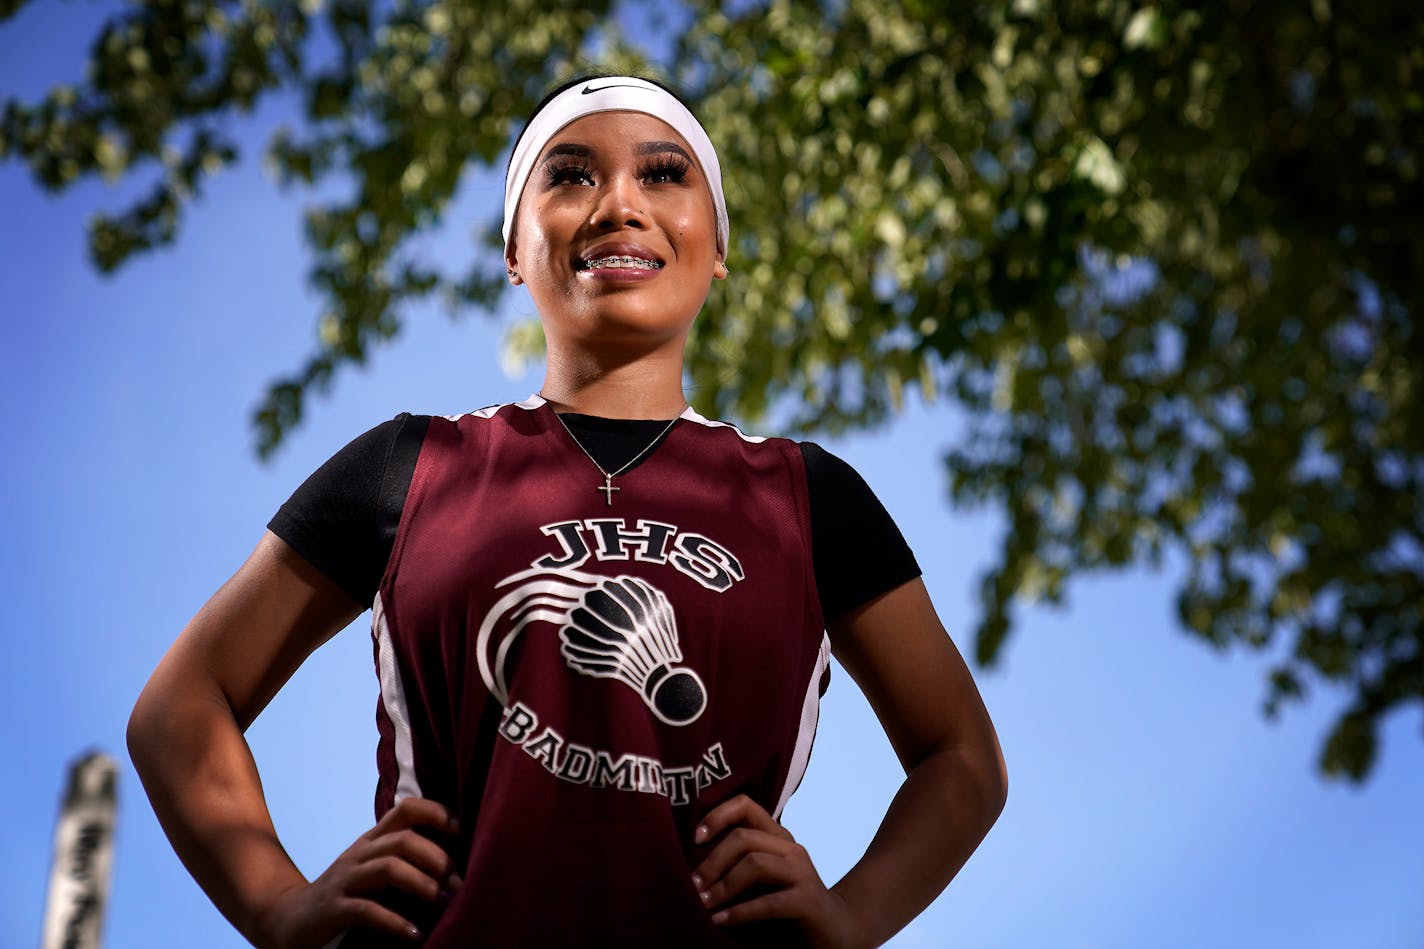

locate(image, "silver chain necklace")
[[548, 404, 685, 506]]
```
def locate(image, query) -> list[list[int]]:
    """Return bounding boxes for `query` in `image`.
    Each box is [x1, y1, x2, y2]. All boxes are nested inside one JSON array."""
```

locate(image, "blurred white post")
[[41, 751, 119, 949]]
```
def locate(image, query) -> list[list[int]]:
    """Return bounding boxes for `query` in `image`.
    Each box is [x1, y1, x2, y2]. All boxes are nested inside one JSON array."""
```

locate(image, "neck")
[[540, 342, 687, 419]]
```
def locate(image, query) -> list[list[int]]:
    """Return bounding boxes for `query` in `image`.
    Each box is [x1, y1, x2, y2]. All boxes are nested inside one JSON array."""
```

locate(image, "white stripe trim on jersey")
[[678, 405, 767, 444], [444, 395, 766, 443], [443, 394, 546, 423], [372, 591, 423, 804], [772, 632, 832, 819]]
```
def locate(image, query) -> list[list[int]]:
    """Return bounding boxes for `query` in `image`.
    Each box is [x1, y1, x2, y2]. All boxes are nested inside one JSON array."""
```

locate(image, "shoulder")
[[267, 412, 433, 605], [796, 440, 895, 528], [283, 412, 430, 503], [795, 439, 923, 622], [420, 397, 556, 449], [797, 439, 859, 485], [437, 396, 549, 426], [676, 408, 804, 461]]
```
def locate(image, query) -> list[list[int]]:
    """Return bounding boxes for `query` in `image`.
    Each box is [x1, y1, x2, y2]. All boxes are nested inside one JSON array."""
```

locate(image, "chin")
[[565, 306, 699, 348], [557, 291, 704, 336]]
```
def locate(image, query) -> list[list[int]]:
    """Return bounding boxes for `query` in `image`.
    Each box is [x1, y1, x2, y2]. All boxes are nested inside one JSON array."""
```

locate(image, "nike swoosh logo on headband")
[[581, 83, 646, 95]]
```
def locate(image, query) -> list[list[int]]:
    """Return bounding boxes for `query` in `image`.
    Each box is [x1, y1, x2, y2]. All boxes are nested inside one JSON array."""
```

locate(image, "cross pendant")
[[597, 475, 621, 506]]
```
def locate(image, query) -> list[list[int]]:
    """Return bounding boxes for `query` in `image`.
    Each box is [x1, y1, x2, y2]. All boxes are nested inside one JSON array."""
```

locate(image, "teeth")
[[583, 255, 663, 270]]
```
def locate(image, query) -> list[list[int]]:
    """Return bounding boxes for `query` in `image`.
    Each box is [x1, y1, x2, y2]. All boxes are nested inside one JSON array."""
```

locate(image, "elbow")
[[957, 728, 1008, 836], [971, 706, 1009, 825], [975, 712, 1009, 826], [956, 741, 1007, 855], [986, 736, 1008, 823], [127, 669, 193, 783], [126, 683, 162, 782], [918, 730, 1008, 841]]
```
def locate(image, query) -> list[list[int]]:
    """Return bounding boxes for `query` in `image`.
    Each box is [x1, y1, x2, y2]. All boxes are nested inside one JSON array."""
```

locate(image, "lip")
[[574, 242, 666, 276]]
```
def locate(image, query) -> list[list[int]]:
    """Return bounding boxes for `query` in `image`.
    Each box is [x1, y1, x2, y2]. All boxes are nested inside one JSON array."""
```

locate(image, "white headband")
[[502, 76, 729, 255]]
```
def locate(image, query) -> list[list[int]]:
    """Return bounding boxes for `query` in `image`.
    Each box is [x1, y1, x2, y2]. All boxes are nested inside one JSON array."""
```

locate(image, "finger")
[[366, 828, 461, 885], [709, 888, 800, 927], [692, 826, 797, 891], [334, 896, 425, 942], [369, 797, 458, 838], [702, 850, 802, 910], [694, 794, 787, 846], [346, 853, 447, 904]]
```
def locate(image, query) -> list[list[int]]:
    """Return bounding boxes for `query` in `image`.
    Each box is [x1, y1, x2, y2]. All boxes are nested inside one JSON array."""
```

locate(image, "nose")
[[591, 171, 645, 231]]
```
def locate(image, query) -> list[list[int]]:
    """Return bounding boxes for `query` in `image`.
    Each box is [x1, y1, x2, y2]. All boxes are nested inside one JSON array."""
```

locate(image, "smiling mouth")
[[577, 255, 665, 271]]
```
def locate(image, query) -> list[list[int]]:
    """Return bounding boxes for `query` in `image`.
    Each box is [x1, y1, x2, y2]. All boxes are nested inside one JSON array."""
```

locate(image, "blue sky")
[[2, 3, 1420, 947]]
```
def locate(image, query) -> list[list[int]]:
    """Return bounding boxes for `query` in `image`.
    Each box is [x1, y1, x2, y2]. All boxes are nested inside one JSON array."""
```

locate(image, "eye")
[[544, 159, 594, 187], [641, 155, 691, 184]]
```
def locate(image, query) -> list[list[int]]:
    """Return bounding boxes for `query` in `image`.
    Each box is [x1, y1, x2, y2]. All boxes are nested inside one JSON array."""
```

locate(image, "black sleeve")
[[267, 413, 430, 606], [800, 441, 922, 623]]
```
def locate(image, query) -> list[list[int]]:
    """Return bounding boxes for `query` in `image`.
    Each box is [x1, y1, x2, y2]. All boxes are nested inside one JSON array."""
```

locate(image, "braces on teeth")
[[582, 256, 664, 270]]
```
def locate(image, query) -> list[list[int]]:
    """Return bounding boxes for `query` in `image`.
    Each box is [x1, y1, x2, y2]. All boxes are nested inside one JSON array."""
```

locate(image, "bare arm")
[[694, 578, 1006, 948], [826, 577, 1008, 944], [128, 531, 458, 948]]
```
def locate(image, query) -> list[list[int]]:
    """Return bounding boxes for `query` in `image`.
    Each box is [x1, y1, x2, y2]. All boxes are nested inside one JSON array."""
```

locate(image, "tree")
[[4, 0, 1420, 780]]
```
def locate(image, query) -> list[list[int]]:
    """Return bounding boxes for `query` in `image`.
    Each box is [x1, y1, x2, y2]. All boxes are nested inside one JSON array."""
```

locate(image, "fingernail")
[[447, 817, 461, 834], [407, 924, 422, 939], [711, 910, 728, 924], [699, 890, 711, 905], [694, 824, 708, 843], [690, 873, 702, 888]]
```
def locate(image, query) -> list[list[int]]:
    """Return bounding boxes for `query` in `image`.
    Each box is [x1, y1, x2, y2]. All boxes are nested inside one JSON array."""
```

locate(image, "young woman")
[[128, 75, 1007, 949]]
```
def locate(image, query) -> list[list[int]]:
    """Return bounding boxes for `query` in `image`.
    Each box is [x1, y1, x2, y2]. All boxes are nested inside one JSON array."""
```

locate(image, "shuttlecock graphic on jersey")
[[476, 567, 706, 726], [559, 575, 707, 726]]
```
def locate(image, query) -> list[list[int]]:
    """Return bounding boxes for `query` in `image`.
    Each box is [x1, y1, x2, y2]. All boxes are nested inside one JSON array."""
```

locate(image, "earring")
[[507, 267, 518, 278]]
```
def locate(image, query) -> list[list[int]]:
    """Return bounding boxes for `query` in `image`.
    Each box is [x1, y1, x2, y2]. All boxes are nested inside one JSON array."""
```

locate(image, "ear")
[[505, 241, 523, 286], [712, 256, 728, 280]]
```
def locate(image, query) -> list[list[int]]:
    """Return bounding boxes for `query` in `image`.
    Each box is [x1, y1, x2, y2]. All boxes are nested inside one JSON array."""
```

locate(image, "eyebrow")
[[635, 141, 693, 162], [540, 143, 594, 163], [539, 140, 694, 164]]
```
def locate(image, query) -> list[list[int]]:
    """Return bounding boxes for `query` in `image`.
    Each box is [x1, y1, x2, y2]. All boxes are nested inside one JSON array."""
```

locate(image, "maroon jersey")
[[369, 396, 829, 947]]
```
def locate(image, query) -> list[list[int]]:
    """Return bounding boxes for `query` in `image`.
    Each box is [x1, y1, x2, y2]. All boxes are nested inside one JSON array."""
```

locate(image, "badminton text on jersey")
[[499, 702, 730, 806]]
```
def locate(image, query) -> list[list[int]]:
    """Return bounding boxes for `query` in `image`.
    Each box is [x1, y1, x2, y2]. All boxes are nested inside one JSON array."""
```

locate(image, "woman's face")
[[507, 111, 726, 349]]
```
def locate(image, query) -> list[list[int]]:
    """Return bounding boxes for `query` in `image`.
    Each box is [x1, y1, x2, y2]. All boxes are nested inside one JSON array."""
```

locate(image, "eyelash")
[[543, 155, 692, 188], [642, 155, 691, 184]]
